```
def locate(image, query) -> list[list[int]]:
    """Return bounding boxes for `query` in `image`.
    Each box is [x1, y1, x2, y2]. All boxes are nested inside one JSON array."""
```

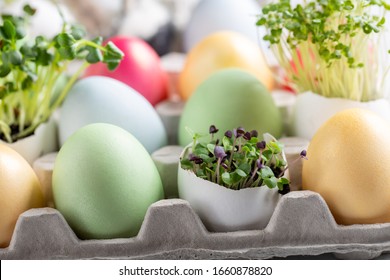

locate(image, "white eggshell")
[[58, 77, 167, 153], [184, 0, 261, 52], [2, 116, 58, 165], [178, 167, 280, 232], [292, 91, 390, 140]]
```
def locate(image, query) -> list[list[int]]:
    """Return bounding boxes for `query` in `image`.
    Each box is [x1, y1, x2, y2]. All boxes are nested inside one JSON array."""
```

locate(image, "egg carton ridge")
[[1, 191, 390, 259]]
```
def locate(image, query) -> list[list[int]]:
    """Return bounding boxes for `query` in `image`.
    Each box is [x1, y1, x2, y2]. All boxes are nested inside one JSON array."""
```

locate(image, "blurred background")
[[0, 0, 266, 55]]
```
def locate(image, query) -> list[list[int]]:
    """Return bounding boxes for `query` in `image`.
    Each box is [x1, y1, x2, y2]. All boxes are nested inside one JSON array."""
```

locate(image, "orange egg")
[[179, 31, 274, 100], [0, 144, 45, 248]]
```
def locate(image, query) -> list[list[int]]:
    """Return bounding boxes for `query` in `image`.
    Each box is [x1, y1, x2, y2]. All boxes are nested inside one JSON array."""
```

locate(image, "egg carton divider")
[[1, 191, 390, 260]]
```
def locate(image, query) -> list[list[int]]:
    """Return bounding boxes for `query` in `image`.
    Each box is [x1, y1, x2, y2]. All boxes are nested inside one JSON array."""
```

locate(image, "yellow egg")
[[179, 31, 274, 100], [302, 108, 390, 225], [0, 144, 45, 248]]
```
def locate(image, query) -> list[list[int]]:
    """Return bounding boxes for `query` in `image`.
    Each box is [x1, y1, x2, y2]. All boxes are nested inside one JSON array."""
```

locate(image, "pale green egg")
[[53, 123, 164, 239], [179, 69, 283, 146]]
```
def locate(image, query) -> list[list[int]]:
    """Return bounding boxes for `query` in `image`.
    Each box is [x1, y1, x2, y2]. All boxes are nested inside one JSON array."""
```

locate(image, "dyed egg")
[[179, 69, 282, 146], [53, 123, 164, 239], [0, 144, 44, 248], [303, 108, 390, 225], [84, 36, 168, 106], [58, 76, 167, 153], [183, 0, 261, 51], [179, 31, 274, 100]]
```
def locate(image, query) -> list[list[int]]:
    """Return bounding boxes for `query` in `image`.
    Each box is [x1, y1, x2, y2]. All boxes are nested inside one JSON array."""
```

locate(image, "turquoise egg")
[[53, 123, 164, 239], [179, 69, 283, 146]]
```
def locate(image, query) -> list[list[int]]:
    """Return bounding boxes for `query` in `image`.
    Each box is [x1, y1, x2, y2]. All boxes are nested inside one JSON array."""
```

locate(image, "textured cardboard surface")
[[3, 141, 389, 260], [1, 191, 390, 260], [152, 145, 183, 198]]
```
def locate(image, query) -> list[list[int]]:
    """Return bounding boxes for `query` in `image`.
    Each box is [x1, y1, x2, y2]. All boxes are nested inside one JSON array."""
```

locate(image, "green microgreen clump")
[[180, 125, 306, 194], [0, 5, 124, 143], [257, 0, 390, 101]]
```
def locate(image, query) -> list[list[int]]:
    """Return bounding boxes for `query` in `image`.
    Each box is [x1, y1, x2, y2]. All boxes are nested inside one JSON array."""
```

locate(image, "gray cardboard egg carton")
[[2, 98, 390, 260], [1, 191, 390, 260]]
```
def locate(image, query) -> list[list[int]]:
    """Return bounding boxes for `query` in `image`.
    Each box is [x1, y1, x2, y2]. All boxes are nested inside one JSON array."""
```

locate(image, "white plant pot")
[[292, 91, 390, 140], [177, 146, 281, 232], [1, 117, 58, 165]]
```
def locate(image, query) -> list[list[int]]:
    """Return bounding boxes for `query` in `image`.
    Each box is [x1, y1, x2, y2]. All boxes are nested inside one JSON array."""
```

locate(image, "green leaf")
[[381, 0, 390, 10], [343, 1, 354, 10], [242, 145, 251, 153], [35, 36, 48, 48], [256, 17, 267, 26], [55, 33, 76, 47], [231, 172, 244, 184], [58, 46, 76, 60], [264, 177, 277, 189], [262, 149, 273, 161], [2, 20, 16, 39], [194, 145, 209, 156], [199, 154, 212, 163], [196, 169, 206, 178], [23, 4, 37, 16], [207, 144, 216, 155], [180, 159, 192, 170], [222, 172, 233, 185], [102, 42, 124, 71], [21, 76, 33, 90], [277, 177, 290, 191], [222, 136, 233, 151], [3, 81, 16, 92], [20, 45, 37, 59], [238, 162, 251, 174], [0, 65, 11, 77], [36, 49, 53, 66], [235, 169, 247, 177], [106, 62, 120, 71], [9, 50, 22, 65], [71, 25, 86, 40], [86, 48, 103, 64], [377, 16, 386, 26], [260, 166, 274, 179]]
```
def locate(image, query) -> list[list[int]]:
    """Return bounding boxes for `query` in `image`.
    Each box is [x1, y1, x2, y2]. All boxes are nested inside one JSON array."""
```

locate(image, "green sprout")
[[180, 125, 305, 194], [257, 0, 390, 101], [0, 5, 124, 143]]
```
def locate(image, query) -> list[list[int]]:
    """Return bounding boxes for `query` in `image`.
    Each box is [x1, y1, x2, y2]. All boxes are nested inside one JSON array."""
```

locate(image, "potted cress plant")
[[257, 0, 390, 139], [0, 5, 123, 163], [178, 125, 304, 232]]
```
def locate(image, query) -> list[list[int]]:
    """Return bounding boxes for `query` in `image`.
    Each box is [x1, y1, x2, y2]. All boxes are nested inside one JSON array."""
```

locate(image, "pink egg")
[[84, 36, 168, 106]]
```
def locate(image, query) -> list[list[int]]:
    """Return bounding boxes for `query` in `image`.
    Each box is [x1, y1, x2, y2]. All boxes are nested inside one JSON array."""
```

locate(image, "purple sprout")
[[189, 154, 203, 164], [243, 132, 252, 140], [256, 141, 266, 150], [221, 162, 229, 170], [256, 159, 263, 169], [224, 130, 233, 138], [209, 125, 219, 134], [300, 150, 308, 160], [234, 127, 245, 138], [214, 146, 227, 159]]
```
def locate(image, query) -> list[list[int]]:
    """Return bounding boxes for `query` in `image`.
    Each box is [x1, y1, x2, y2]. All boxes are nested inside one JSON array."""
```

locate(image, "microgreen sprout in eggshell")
[[181, 125, 306, 194]]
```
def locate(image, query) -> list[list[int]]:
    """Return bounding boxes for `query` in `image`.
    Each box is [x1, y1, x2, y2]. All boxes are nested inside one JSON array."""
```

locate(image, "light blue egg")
[[59, 76, 167, 153]]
